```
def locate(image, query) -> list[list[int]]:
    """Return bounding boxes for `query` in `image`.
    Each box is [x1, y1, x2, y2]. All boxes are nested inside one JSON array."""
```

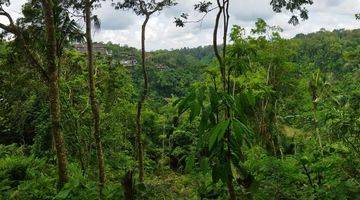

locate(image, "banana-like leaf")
[[209, 120, 230, 151]]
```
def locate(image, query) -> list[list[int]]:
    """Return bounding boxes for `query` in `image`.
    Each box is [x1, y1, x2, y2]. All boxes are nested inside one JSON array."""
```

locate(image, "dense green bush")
[[0, 149, 57, 199]]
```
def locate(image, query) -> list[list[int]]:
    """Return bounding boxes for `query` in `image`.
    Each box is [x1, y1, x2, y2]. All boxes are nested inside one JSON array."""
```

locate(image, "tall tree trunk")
[[122, 171, 135, 200], [136, 14, 150, 183], [214, 0, 236, 199], [85, 0, 106, 189], [41, 0, 69, 188], [213, 3, 225, 91]]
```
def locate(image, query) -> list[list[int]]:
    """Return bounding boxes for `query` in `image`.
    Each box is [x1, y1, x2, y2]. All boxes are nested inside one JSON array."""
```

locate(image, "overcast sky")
[[1, 0, 360, 50]]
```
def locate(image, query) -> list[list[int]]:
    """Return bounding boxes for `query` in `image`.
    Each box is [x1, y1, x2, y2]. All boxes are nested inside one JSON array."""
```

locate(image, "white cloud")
[[93, 0, 360, 50], [1, 0, 360, 50]]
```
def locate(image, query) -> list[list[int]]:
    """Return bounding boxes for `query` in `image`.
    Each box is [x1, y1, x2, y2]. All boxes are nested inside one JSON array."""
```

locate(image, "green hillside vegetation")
[[0, 0, 359, 199]]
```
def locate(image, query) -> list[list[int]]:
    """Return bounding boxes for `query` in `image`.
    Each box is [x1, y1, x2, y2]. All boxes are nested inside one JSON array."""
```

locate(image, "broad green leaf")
[[217, 152, 230, 183], [177, 88, 197, 114], [209, 87, 219, 110], [189, 101, 201, 122], [233, 119, 252, 135], [209, 120, 230, 151], [55, 189, 71, 199], [209, 130, 219, 152]]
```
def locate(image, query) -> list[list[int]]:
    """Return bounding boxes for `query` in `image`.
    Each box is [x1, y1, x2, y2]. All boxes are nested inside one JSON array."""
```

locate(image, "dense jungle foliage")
[[0, 0, 359, 199]]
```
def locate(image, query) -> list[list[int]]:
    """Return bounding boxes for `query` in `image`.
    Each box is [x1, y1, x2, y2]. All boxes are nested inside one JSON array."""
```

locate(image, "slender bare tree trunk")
[[41, 0, 69, 188], [214, 0, 236, 199], [85, 0, 106, 189], [136, 14, 150, 183], [213, 4, 225, 91]]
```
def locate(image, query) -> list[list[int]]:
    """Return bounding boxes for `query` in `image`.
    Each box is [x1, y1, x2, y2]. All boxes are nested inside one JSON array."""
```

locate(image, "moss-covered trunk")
[[85, 0, 106, 189], [136, 14, 150, 183], [41, 0, 69, 188]]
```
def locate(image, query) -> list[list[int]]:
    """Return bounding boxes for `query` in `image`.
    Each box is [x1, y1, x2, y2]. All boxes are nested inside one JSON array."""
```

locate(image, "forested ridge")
[[0, 0, 359, 199]]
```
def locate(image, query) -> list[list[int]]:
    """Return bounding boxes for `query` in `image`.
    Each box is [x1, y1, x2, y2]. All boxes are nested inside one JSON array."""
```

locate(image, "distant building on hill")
[[73, 42, 112, 56], [119, 52, 138, 67], [155, 64, 170, 71], [120, 59, 138, 67]]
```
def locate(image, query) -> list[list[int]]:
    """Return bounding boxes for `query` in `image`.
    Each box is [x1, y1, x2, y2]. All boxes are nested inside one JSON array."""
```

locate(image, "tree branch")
[[0, 6, 49, 83]]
